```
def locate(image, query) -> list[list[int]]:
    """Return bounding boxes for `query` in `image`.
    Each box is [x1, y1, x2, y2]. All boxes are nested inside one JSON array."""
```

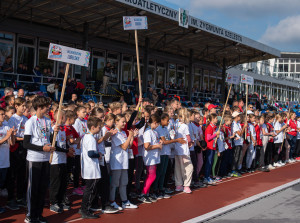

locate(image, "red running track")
[[1, 162, 300, 223]]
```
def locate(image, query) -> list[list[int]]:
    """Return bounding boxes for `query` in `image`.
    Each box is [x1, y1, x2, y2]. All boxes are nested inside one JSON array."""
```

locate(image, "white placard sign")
[[123, 16, 148, 30], [179, 8, 189, 28], [48, 43, 90, 67], [226, 73, 240, 85], [240, 74, 254, 85]]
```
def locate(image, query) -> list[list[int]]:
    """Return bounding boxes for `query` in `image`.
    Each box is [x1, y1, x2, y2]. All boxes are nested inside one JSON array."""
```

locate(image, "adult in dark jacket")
[[66, 78, 77, 101], [124, 88, 133, 105]]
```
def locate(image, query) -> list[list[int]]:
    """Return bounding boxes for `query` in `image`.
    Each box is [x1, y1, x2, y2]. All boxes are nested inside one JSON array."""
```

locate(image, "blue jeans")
[[288, 134, 297, 159], [0, 168, 8, 188], [205, 149, 216, 179]]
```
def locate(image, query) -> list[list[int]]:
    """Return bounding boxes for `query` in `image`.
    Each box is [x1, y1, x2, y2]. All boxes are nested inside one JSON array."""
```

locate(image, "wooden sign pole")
[[49, 63, 70, 163], [134, 30, 143, 108], [245, 84, 248, 138], [215, 83, 232, 143]]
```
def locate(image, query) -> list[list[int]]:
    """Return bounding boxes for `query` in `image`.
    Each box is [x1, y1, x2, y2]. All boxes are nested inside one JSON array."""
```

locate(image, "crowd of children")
[[0, 92, 300, 222]]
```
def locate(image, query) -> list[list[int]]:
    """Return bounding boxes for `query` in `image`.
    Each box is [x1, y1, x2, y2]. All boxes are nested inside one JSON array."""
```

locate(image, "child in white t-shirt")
[[246, 114, 257, 171], [49, 110, 75, 213], [4, 106, 15, 126], [231, 112, 247, 176], [138, 114, 162, 203], [72, 106, 88, 194], [109, 114, 138, 211], [89, 109, 119, 214], [152, 113, 186, 198], [7, 97, 28, 208], [273, 114, 288, 167], [174, 108, 193, 194], [79, 117, 102, 219], [188, 110, 199, 185], [0, 107, 15, 213], [135, 107, 150, 195], [23, 96, 57, 223]]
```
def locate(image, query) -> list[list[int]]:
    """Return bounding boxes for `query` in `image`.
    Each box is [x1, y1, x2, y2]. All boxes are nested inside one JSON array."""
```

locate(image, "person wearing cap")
[[247, 110, 254, 115], [204, 102, 211, 109], [231, 111, 247, 177], [208, 104, 217, 114]]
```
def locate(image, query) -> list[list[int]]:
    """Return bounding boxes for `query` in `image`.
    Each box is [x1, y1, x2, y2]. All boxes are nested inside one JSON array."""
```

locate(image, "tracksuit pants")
[[7, 145, 27, 201], [81, 179, 100, 214], [49, 163, 68, 205], [26, 161, 50, 219]]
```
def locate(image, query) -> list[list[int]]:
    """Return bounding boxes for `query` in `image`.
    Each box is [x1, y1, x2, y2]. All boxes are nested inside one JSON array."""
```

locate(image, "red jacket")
[[223, 124, 232, 149], [288, 119, 297, 136], [266, 123, 274, 142], [0, 96, 6, 108], [255, 124, 262, 146], [205, 123, 217, 150]]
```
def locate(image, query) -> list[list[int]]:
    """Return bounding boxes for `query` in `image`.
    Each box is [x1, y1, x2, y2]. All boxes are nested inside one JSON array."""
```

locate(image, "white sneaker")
[[122, 201, 138, 209], [268, 164, 275, 170], [291, 158, 296, 163], [110, 202, 123, 211], [273, 163, 279, 167]]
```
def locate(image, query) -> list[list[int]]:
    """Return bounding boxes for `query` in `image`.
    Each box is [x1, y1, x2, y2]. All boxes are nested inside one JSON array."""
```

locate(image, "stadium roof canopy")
[[1, 0, 280, 67]]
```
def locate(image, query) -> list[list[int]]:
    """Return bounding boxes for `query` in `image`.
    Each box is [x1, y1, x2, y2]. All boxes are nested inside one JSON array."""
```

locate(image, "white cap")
[[232, 111, 241, 118]]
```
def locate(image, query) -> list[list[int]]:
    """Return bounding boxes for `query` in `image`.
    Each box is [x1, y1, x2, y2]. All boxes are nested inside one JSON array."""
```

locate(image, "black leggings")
[[265, 142, 274, 166], [93, 162, 110, 210], [127, 158, 135, 194]]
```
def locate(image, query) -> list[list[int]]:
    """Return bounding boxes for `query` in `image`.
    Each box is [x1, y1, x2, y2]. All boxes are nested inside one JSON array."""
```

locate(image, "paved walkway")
[[211, 184, 300, 223]]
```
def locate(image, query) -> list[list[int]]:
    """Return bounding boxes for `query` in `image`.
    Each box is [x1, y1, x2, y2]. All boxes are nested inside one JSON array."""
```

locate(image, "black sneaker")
[[148, 195, 157, 203], [50, 204, 63, 213], [63, 196, 72, 206], [81, 211, 99, 219], [138, 195, 152, 204], [157, 192, 164, 200], [38, 215, 48, 223], [149, 193, 157, 203], [59, 203, 71, 211], [17, 198, 27, 207], [6, 200, 20, 210], [89, 205, 102, 212], [103, 205, 119, 214]]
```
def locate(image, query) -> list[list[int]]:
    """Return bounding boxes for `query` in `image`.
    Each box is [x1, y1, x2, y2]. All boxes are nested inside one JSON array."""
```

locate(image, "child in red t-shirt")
[[64, 110, 81, 195]]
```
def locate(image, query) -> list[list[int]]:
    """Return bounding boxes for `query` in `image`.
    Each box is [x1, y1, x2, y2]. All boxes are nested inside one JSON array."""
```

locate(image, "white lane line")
[[182, 178, 300, 223]]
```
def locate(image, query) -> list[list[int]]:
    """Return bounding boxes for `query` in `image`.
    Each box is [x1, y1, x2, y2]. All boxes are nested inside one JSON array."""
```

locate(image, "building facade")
[[230, 52, 300, 103]]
